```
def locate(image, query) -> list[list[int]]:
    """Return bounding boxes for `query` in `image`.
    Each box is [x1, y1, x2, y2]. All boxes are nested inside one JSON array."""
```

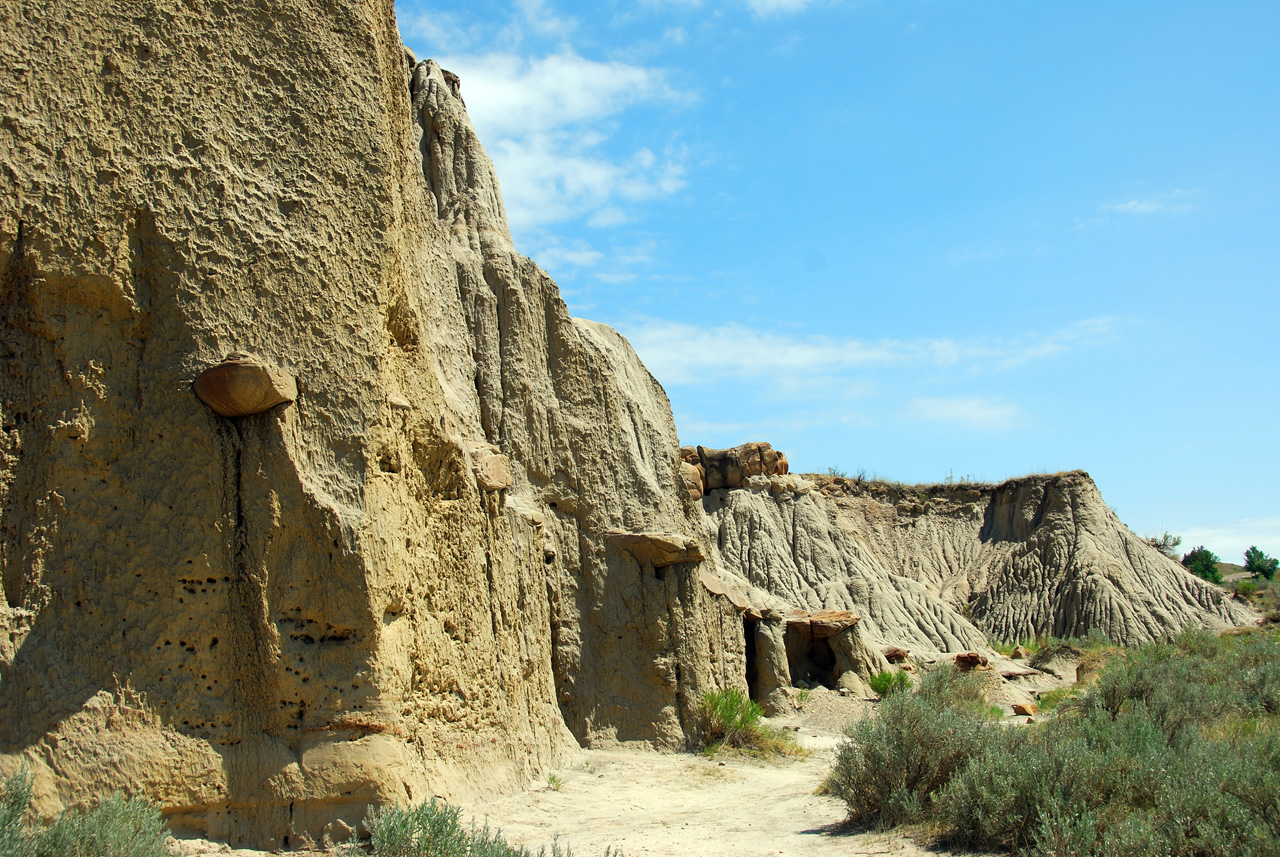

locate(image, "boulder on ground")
[[954, 651, 990, 671]]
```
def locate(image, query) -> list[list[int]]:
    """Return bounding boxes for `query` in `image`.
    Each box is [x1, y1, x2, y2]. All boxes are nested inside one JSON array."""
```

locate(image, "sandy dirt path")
[[460, 693, 938, 857], [176, 690, 951, 856]]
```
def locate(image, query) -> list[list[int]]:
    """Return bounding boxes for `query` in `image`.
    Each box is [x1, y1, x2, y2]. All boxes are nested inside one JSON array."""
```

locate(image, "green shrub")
[[349, 800, 614, 857], [828, 628, 1280, 855], [1183, 545, 1223, 583], [824, 670, 993, 828], [0, 769, 33, 857], [0, 768, 170, 857], [1146, 531, 1183, 558], [867, 669, 911, 698]]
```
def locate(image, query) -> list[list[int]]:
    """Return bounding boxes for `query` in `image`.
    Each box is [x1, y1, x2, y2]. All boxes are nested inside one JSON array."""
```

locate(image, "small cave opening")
[[743, 616, 760, 701], [784, 623, 838, 689]]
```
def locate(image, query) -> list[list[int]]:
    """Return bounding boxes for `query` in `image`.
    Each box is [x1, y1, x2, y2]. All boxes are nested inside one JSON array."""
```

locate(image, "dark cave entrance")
[[743, 615, 760, 701], [784, 623, 837, 689]]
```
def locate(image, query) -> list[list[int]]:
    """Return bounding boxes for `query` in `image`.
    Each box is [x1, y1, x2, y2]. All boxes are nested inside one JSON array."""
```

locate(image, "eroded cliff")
[[0, 1, 1260, 849], [0, 4, 733, 848]]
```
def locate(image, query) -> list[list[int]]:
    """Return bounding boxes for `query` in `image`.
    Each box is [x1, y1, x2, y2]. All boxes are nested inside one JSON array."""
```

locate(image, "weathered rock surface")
[[0, 5, 738, 847], [0, 0, 1259, 848], [697, 469, 1256, 655]]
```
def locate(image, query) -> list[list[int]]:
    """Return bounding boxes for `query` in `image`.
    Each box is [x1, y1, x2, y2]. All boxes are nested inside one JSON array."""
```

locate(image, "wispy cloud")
[[1099, 189, 1196, 215], [1179, 517, 1280, 564], [430, 50, 691, 232], [745, 0, 817, 16], [906, 397, 1022, 431], [617, 317, 1116, 386]]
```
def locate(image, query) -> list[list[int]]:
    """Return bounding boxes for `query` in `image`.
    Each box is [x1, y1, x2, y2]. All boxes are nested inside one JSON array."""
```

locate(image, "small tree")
[[1244, 546, 1278, 581], [1146, 532, 1182, 559], [1182, 546, 1222, 584]]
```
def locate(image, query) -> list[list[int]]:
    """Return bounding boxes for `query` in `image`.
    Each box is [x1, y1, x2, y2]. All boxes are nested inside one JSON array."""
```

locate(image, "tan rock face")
[[701, 469, 1257, 657], [0, 4, 741, 848], [192, 353, 296, 418]]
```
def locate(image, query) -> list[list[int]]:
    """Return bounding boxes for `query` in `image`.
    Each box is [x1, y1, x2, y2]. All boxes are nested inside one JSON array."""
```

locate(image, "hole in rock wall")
[[784, 624, 838, 689], [743, 616, 759, 701]]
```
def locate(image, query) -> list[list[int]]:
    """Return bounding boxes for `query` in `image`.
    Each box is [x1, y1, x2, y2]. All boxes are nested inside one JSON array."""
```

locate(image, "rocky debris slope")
[[695, 464, 1255, 653]]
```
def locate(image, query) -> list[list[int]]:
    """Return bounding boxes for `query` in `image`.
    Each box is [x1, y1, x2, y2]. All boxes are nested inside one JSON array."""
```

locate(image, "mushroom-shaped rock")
[[606, 530, 704, 568], [193, 352, 296, 417]]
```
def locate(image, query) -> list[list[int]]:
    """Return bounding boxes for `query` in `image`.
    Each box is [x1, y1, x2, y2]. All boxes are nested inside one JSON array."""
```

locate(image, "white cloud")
[[745, 0, 816, 15], [399, 10, 477, 52], [435, 50, 692, 230], [531, 239, 604, 270], [587, 206, 629, 228], [1099, 189, 1196, 215], [442, 51, 686, 137], [617, 317, 1116, 387], [905, 397, 1022, 431], [513, 0, 576, 38], [1178, 517, 1280, 565]]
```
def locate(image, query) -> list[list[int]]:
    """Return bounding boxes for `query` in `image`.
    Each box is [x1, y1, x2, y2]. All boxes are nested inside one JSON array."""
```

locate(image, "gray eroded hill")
[[695, 468, 1253, 651]]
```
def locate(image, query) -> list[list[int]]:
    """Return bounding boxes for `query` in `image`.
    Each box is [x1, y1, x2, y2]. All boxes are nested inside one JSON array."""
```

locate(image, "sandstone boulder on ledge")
[[606, 530, 704, 567], [192, 352, 297, 417]]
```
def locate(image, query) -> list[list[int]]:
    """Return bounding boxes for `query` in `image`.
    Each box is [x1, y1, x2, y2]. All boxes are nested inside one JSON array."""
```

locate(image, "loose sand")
[[459, 691, 938, 857]]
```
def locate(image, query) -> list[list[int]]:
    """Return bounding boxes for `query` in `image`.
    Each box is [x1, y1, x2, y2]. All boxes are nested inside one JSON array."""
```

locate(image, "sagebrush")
[[0, 768, 170, 857], [343, 800, 619, 857], [826, 630, 1280, 856]]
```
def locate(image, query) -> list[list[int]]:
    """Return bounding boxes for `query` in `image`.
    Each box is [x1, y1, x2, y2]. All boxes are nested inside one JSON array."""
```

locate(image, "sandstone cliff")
[[695, 468, 1254, 651], [0, 3, 733, 848]]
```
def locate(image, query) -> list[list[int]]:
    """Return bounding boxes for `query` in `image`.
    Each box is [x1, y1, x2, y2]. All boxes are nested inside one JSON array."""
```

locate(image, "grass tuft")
[[699, 688, 803, 758], [868, 669, 911, 698]]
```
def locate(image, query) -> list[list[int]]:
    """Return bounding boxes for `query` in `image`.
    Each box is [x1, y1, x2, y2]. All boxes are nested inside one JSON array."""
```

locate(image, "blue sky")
[[396, 0, 1279, 563]]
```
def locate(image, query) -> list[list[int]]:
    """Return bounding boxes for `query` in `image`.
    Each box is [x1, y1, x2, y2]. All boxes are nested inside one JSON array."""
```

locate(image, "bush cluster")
[[826, 629, 1280, 856], [1183, 545, 1224, 583], [0, 770, 169, 857], [342, 800, 611, 857]]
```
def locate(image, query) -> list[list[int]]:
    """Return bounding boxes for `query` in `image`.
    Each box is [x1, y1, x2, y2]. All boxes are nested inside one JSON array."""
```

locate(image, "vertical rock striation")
[[0, 5, 736, 848]]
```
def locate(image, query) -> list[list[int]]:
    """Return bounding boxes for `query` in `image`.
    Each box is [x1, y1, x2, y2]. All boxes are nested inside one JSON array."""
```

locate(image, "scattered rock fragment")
[[954, 651, 989, 671]]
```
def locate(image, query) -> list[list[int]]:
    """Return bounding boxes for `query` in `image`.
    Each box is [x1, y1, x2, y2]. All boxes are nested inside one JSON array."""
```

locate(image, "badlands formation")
[[0, 0, 1258, 849]]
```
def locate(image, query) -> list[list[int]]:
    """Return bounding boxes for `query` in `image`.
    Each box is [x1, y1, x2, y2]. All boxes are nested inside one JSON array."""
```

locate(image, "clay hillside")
[[0, 0, 1258, 850]]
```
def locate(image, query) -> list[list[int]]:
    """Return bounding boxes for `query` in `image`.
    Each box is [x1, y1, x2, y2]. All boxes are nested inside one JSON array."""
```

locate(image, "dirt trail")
[[176, 691, 947, 856], [461, 692, 936, 857]]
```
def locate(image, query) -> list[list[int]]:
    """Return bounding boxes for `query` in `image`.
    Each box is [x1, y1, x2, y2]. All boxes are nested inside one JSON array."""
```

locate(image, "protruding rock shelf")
[[192, 352, 296, 417]]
